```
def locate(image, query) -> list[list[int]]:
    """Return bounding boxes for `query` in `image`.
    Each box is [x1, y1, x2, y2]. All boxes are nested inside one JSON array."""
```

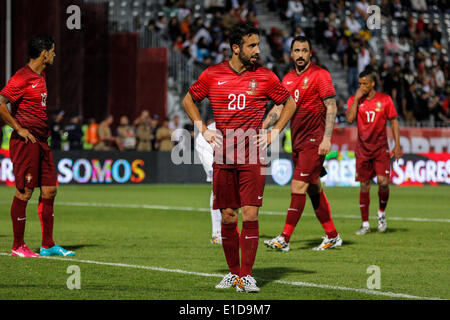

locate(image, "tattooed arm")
[[318, 96, 337, 156], [262, 104, 284, 129]]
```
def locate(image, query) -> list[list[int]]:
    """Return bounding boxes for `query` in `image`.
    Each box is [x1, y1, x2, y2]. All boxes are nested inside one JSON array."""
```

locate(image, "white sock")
[[377, 210, 385, 218], [210, 191, 222, 236], [362, 221, 370, 228]]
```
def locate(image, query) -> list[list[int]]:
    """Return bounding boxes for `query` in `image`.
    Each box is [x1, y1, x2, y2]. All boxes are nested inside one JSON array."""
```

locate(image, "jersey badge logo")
[[25, 173, 33, 184], [375, 101, 382, 112], [246, 79, 258, 95], [302, 76, 309, 89]]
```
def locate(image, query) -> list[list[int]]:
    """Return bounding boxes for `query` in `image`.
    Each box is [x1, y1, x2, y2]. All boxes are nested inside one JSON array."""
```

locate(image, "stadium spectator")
[[344, 37, 360, 96], [384, 34, 399, 56], [117, 115, 136, 151], [355, 0, 369, 22], [156, 117, 174, 151], [222, 8, 240, 30], [86, 118, 99, 148], [50, 110, 64, 150], [286, 0, 304, 28], [358, 41, 371, 73], [346, 12, 362, 35], [65, 115, 83, 151], [411, 0, 428, 12], [150, 114, 160, 150], [169, 114, 183, 145], [94, 115, 115, 151], [136, 112, 154, 151]]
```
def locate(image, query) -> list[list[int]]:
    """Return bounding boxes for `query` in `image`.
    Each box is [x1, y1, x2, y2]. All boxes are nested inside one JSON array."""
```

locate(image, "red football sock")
[[378, 187, 389, 212], [281, 193, 306, 243], [313, 191, 338, 239], [221, 222, 240, 275], [240, 220, 259, 277], [38, 197, 55, 249], [11, 196, 28, 250], [360, 191, 370, 222]]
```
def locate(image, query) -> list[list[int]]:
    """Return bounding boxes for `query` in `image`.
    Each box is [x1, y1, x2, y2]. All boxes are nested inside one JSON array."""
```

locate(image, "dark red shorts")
[[292, 144, 325, 184], [212, 165, 266, 210], [356, 148, 391, 182], [9, 133, 57, 191]]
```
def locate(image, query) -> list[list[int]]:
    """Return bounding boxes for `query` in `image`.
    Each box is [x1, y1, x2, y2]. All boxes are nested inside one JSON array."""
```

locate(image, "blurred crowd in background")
[[1, 0, 449, 152], [1, 111, 194, 152], [144, 0, 449, 126]]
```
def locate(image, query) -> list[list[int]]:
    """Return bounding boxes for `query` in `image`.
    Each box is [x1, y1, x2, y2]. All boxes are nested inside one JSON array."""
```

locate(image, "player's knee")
[[242, 206, 258, 222], [378, 181, 389, 190], [360, 181, 371, 192], [41, 187, 57, 199], [291, 180, 309, 194], [16, 188, 34, 201], [221, 208, 238, 224]]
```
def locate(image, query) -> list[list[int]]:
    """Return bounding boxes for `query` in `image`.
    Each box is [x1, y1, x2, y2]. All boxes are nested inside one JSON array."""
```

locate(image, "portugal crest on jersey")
[[302, 76, 309, 89], [247, 79, 258, 95], [375, 101, 382, 112]]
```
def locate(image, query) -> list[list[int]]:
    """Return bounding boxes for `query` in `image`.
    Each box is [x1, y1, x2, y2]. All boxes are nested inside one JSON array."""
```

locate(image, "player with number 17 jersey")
[[346, 92, 398, 164], [189, 61, 290, 168]]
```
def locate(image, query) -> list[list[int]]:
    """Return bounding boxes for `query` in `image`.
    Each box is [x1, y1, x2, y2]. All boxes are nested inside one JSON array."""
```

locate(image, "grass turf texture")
[[0, 184, 448, 300]]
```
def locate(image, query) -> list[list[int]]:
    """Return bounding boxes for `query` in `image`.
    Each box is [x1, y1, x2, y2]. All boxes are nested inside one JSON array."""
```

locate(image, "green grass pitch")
[[0, 184, 448, 300]]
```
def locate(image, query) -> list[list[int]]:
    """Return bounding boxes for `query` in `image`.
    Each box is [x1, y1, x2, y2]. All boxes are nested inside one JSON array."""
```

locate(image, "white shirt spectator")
[[434, 67, 445, 88], [358, 47, 371, 73], [396, 38, 410, 54], [411, 0, 427, 11], [346, 16, 362, 34], [355, 0, 369, 20], [194, 27, 212, 46], [286, 0, 304, 18]]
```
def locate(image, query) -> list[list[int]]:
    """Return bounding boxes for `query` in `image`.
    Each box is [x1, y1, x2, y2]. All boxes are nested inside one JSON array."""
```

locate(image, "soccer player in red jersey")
[[0, 35, 75, 257], [264, 36, 343, 252], [183, 23, 296, 292], [346, 70, 401, 235]]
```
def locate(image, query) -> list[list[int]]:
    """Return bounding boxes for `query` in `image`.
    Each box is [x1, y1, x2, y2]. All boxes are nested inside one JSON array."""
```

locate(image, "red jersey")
[[346, 91, 398, 158], [189, 61, 290, 166], [0, 65, 49, 140], [282, 63, 336, 151]]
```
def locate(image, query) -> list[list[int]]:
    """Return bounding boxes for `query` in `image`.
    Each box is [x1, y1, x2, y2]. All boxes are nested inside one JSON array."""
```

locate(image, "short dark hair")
[[359, 70, 377, 82], [28, 35, 54, 59], [229, 22, 260, 50], [290, 36, 312, 51]]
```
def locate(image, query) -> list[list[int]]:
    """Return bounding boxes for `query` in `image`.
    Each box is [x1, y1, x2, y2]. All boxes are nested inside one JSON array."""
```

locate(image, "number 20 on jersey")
[[228, 93, 246, 110]]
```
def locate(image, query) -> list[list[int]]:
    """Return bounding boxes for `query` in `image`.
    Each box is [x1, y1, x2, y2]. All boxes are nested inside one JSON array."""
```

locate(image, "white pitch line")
[[47, 201, 450, 223], [0, 200, 448, 223], [0, 252, 444, 300]]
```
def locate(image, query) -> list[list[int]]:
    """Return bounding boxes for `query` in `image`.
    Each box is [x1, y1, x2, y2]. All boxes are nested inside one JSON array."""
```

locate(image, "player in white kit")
[[195, 120, 223, 244]]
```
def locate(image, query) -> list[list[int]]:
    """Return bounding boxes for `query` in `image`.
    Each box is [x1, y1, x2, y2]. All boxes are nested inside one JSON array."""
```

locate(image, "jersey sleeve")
[[0, 75, 27, 103], [189, 68, 210, 103], [345, 96, 355, 114], [316, 70, 336, 101], [266, 72, 291, 105], [385, 95, 398, 119]]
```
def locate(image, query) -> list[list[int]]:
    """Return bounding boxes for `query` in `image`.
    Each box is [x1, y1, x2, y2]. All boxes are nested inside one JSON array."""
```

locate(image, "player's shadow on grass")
[[55, 244, 98, 251], [293, 238, 356, 250], [253, 267, 316, 288], [370, 227, 408, 234]]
